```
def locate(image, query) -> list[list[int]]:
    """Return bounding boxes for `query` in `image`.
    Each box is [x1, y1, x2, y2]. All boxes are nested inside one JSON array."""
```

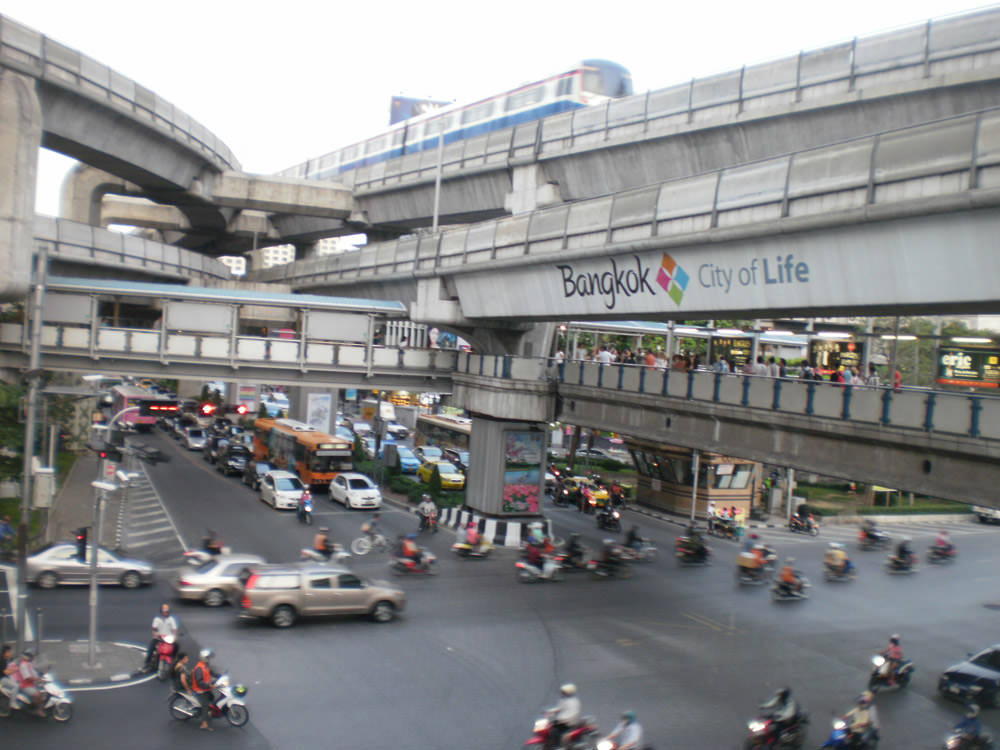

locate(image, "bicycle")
[[350, 533, 390, 556]]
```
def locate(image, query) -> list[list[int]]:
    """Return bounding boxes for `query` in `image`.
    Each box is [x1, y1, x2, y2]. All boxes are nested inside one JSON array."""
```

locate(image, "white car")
[[329, 472, 382, 510], [351, 421, 372, 438], [259, 470, 307, 510], [184, 427, 207, 450]]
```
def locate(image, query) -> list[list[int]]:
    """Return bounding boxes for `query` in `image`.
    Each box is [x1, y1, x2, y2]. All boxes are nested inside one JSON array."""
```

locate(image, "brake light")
[[245, 573, 259, 590], [240, 596, 251, 609]]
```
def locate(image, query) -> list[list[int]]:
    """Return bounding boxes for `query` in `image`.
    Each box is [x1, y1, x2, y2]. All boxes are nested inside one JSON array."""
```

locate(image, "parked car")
[[362, 435, 395, 460], [330, 472, 382, 510], [350, 421, 372, 438], [574, 447, 614, 460], [259, 470, 307, 510], [203, 434, 229, 464], [415, 445, 443, 462], [171, 553, 265, 607], [939, 644, 1000, 706], [173, 415, 197, 440], [183, 427, 207, 451], [237, 562, 405, 628], [416, 461, 465, 490], [243, 460, 275, 491], [443, 448, 470, 473], [385, 422, 409, 440], [217, 443, 252, 476], [27, 543, 154, 589], [393, 445, 421, 474]]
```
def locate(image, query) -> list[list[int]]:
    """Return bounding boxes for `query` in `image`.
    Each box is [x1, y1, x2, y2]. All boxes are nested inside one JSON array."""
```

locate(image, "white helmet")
[[828, 542, 843, 550], [560, 683, 577, 696]]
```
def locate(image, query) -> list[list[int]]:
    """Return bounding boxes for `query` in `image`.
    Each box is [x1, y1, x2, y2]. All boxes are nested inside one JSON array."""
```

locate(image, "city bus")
[[110, 384, 178, 431], [414, 413, 471, 453], [251, 417, 353, 488]]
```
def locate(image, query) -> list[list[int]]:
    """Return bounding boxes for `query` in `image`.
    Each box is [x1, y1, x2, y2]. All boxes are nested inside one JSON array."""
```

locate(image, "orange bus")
[[252, 417, 353, 488]]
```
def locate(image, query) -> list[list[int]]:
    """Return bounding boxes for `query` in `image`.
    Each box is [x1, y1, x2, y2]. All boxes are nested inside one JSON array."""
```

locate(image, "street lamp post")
[[87, 479, 117, 668]]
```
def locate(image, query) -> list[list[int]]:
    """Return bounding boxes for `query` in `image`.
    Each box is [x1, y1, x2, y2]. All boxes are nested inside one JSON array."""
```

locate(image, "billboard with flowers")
[[502, 430, 543, 514]]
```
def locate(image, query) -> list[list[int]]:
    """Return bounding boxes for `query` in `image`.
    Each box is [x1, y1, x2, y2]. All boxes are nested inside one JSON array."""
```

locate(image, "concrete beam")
[[0, 70, 40, 300], [210, 171, 353, 219], [452, 373, 556, 424], [101, 195, 190, 231]]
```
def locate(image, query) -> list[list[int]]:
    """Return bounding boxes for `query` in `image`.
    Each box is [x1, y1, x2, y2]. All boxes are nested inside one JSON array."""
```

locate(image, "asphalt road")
[[9, 428, 1000, 749]]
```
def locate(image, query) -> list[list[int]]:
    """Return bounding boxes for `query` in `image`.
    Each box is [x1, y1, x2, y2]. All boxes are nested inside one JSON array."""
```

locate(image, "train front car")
[[578, 59, 633, 103]]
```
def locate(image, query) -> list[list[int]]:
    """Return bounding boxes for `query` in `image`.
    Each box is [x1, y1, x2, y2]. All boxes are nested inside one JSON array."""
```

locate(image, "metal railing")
[[457, 353, 1000, 443], [256, 105, 1000, 286], [0, 14, 239, 172]]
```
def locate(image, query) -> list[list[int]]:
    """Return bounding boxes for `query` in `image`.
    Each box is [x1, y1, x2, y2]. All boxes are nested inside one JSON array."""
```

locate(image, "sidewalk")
[[47, 452, 122, 549], [33, 638, 150, 687]]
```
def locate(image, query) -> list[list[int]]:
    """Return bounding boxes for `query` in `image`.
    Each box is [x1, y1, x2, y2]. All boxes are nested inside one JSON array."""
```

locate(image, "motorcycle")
[[586, 557, 633, 580], [857, 527, 891, 551], [944, 728, 994, 749], [928, 545, 957, 564], [417, 512, 438, 533], [452, 539, 492, 558], [745, 711, 809, 749], [675, 537, 712, 566], [868, 653, 914, 692], [819, 717, 878, 749], [885, 552, 919, 574], [168, 673, 249, 727], [389, 550, 438, 575], [516, 556, 564, 582], [619, 540, 657, 563], [299, 544, 350, 564], [596, 507, 623, 533], [183, 543, 232, 567], [735, 554, 773, 586], [823, 561, 857, 583], [524, 710, 600, 749], [0, 670, 73, 722], [608, 485, 627, 508], [788, 513, 820, 536], [553, 549, 590, 572], [709, 516, 739, 540], [296, 493, 313, 525], [771, 576, 811, 602], [156, 633, 178, 682]]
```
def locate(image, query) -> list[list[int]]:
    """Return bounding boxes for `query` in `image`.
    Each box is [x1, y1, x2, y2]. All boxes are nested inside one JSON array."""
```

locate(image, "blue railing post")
[[805, 381, 816, 415], [639, 367, 646, 394], [772, 378, 782, 410], [502, 355, 512, 379], [880, 389, 893, 425], [686, 370, 695, 399], [492, 357, 499, 378], [617, 365, 624, 390], [969, 396, 982, 437], [578, 363, 585, 385], [465, 355, 471, 374], [741, 375, 751, 407], [478, 356, 484, 376], [558, 361, 565, 383], [598, 365, 605, 388], [840, 384, 853, 420], [923, 392, 936, 432], [661, 368, 669, 396], [712, 372, 721, 402]]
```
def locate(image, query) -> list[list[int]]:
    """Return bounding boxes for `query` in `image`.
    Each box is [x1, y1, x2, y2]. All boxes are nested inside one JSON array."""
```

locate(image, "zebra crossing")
[[118, 462, 187, 566]]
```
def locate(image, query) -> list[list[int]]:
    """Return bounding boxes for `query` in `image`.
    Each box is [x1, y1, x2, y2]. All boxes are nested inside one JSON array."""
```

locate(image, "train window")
[[583, 69, 602, 94], [556, 76, 574, 97], [364, 137, 386, 155], [504, 85, 544, 112], [319, 153, 339, 171], [341, 145, 358, 162], [425, 116, 452, 135], [461, 101, 494, 124], [391, 129, 405, 146]]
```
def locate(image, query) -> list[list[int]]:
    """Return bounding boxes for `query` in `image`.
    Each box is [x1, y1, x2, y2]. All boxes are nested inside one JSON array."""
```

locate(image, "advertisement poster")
[[502, 431, 543, 514], [809, 340, 863, 375], [306, 392, 332, 433], [937, 347, 1000, 389], [237, 384, 257, 410], [710, 337, 752, 368]]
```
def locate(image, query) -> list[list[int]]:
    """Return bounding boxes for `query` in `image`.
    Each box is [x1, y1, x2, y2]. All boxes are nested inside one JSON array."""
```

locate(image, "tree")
[[0, 383, 25, 480], [428, 463, 443, 497]]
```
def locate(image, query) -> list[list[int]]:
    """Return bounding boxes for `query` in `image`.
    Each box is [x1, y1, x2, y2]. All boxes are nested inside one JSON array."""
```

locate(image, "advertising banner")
[[937, 347, 1000, 389], [710, 337, 752, 368], [306, 392, 332, 433], [809, 340, 863, 375], [502, 431, 543, 515]]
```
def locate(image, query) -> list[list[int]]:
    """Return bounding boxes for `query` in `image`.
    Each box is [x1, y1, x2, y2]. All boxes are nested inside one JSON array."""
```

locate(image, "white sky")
[[3, 0, 992, 215]]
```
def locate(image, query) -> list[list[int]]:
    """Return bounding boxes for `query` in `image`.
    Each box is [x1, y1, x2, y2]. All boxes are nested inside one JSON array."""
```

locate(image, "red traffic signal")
[[200, 402, 217, 416], [235, 404, 248, 416], [75, 527, 88, 561]]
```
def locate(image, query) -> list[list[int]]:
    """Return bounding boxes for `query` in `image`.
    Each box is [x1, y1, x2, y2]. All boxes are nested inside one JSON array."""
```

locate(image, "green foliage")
[[352, 435, 366, 462], [257, 402, 269, 419], [428, 463, 443, 495], [0, 384, 25, 480]]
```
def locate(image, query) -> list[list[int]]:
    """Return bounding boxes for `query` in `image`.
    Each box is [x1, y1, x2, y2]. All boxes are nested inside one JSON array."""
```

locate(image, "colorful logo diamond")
[[656, 253, 689, 306]]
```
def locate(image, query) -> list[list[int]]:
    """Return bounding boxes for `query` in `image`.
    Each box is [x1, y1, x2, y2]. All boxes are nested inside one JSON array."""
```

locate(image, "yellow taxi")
[[416, 460, 466, 490], [563, 476, 610, 508]]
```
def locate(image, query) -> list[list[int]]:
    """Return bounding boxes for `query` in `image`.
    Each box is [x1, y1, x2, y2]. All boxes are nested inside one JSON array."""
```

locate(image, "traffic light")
[[235, 403, 248, 416], [98, 443, 123, 463], [75, 527, 88, 561], [200, 402, 217, 417]]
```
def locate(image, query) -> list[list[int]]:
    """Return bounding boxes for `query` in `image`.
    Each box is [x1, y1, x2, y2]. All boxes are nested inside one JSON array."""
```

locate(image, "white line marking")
[[136, 462, 189, 550]]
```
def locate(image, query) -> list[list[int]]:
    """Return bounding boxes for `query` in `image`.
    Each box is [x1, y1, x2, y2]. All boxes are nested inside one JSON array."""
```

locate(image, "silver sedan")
[[171, 553, 266, 606], [27, 543, 154, 589]]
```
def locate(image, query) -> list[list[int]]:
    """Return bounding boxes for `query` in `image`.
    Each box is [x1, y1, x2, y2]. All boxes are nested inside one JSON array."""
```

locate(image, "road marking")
[[682, 610, 735, 634], [127, 525, 174, 537], [134, 462, 188, 550]]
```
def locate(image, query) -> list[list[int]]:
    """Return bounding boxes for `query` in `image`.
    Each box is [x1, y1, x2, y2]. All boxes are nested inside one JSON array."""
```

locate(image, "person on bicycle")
[[362, 512, 382, 541]]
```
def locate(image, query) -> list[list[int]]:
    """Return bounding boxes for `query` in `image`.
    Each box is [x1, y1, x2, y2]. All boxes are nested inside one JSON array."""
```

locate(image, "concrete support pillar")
[[465, 416, 546, 518], [60, 163, 134, 225], [504, 164, 561, 215], [0, 70, 41, 300]]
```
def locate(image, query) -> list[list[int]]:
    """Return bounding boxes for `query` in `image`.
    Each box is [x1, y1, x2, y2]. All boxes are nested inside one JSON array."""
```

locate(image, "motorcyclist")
[[600, 538, 625, 575], [597, 503, 618, 530], [563, 533, 585, 567], [13, 648, 45, 716], [144, 602, 179, 673], [609, 480, 625, 507], [680, 523, 706, 561], [777, 558, 802, 595], [313, 527, 334, 560], [0, 643, 12, 675], [417, 494, 437, 531], [843, 691, 879, 746], [935, 529, 953, 555], [760, 687, 800, 736], [823, 542, 851, 576], [466, 521, 481, 548], [892, 537, 914, 569], [544, 683, 581, 750], [201, 529, 222, 555], [524, 536, 557, 579], [296, 491, 312, 522], [623, 524, 642, 551], [860, 518, 877, 543], [192, 648, 219, 731], [737, 546, 763, 580], [602, 709, 643, 750], [883, 634, 903, 687], [401, 533, 425, 569], [954, 704, 988, 747]]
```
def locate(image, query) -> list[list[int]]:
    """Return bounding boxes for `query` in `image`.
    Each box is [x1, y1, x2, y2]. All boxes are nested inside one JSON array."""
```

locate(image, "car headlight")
[[970, 685, 983, 693], [596, 741, 614, 750], [832, 719, 846, 731]]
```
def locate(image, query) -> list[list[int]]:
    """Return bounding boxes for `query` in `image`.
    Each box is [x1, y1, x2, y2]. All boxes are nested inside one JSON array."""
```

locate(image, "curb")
[[41, 639, 151, 688]]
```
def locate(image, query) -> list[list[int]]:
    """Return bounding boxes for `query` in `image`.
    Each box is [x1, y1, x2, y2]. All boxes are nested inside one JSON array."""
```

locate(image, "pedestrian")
[[644, 349, 656, 368], [596, 346, 613, 366], [397, 335, 408, 367], [894, 368, 902, 392], [779, 358, 788, 378], [767, 357, 780, 378], [866, 363, 881, 389], [0, 643, 11, 674]]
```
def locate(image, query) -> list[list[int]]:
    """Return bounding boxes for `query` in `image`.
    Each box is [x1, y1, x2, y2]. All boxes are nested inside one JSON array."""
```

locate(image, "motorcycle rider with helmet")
[[600, 538, 625, 575], [544, 683, 582, 750], [935, 529, 954, 556], [400, 533, 426, 570], [843, 691, 879, 746], [417, 494, 437, 532], [603, 709, 643, 750], [12, 648, 45, 716], [680, 523, 707, 561], [563, 533, 585, 568], [892, 537, 914, 569], [192, 648, 219, 731], [759, 686, 800, 737], [623, 524, 642, 552], [823, 542, 852, 576], [883, 634, 903, 686], [953, 704, 991, 748], [313, 527, 334, 560]]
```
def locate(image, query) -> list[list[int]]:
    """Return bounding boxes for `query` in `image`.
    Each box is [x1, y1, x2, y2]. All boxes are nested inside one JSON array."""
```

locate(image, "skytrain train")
[[281, 59, 632, 181]]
